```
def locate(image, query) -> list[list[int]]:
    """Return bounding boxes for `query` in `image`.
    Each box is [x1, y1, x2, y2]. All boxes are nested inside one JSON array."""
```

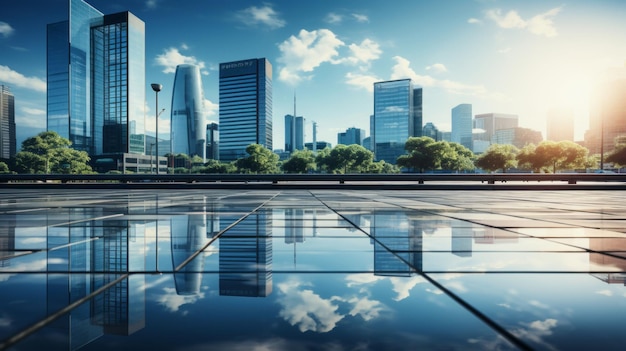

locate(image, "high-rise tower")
[[171, 64, 206, 160], [451, 104, 473, 150], [372, 79, 422, 164], [47, 0, 147, 172], [0, 85, 16, 159], [218, 58, 273, 162]]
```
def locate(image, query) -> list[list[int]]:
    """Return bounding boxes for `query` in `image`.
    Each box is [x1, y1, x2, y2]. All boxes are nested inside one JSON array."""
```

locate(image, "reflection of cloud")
[[0, 314, 12, 327], [389, 276, 425, 301], [156, 287, 205, 314], [347, 296, 385, 321], [184, 337, 299, 351], [512, 318, 559, 350], [277, 280, 344, 333], [596, 289, 613, 297], [528, 300, 549, 310], [21, 237, 46, 244]]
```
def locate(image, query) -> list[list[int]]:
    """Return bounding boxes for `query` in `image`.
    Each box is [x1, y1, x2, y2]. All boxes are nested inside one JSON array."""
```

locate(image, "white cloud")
[[390, 56, 436, 86], [21, 107, 45, 115], [0, 22, 14, 37], [325, 12, 343, 24], [485, 7, 563, 37], [468, 18, 482, 25], [236, 5, 285, 29], [145, 0, 158, 9], [0, 65, 46, 92], [204, 99, 218, 118], [347, 296, 385, 321], [344, 38, 382, 66], [596, 289, 613, 297], [352, 13, 369, 23], [345, 72, 380, 92], [426, 63, 448, 73], [277, 29, 345, 85], [154, 46, 207, 75]]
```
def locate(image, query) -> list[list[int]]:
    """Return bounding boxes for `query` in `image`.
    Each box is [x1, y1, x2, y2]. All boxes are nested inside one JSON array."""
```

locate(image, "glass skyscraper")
[[47, 0, 146, 171], [451, 103, 473, 150], [171, 64, 206, 160], [219, 58, 273, 162], [284, 114, 304, 153], [0, 85, 16, 159], [373, 79, 422, 164]]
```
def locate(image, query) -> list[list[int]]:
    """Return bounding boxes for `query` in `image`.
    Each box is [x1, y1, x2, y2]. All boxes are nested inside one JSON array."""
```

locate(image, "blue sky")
[[1, 0, 626, 149]]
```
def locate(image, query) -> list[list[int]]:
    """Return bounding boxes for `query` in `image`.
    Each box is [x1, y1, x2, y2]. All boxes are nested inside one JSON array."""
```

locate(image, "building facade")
[[546, 107, 574, 142], [47, 0, 155, 172], [451, 104, 473, 150], [171, 64, 206, 160], [0, 85, 16, 159], [422, 122, 440, 141], [284, 114, 304, 153], [372, 79, 422, 164], [218, 58, 273, 162], [337, 127, 365, 146], [585, 69, 626, 156], [474, 113, 519, 143], [206, 123, 219, 160]]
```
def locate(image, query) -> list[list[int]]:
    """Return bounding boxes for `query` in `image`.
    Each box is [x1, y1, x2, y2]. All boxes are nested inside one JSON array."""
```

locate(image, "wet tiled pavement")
[[1, 188, 625, 350]]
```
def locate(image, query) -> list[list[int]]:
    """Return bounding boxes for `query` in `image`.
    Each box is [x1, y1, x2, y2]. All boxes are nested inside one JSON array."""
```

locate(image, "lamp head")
[[151, 83, 162, 92]]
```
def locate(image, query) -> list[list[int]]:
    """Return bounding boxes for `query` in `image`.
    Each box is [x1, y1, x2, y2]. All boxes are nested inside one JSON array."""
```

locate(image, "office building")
[[422, 122, 439, 141], [219, 58, 273, 162], [171, 64, 206, 160], [474, 113, 518, 143], [451, 104, 473, 150], [0, 85, 16, 159], [206, 123, 219, 160], [284, 114, 304, 153], [493, 127, 542, 148], [372, 79, 422, 163], [546, 107, 574, 142], [585, 66, 626, 156], [337, 127, 365, 146], [47, 0, 157, 173], [305, 141, 331, 151]]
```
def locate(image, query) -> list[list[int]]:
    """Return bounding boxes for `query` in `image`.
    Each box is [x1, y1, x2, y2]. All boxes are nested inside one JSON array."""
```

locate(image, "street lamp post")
[[151, 83, 163, 174]]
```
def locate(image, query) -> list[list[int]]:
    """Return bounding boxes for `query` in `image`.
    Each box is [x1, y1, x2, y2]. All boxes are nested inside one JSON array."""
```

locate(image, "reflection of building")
[[451, 226, 472, 258], [452, 104, 473, 150], [47, 0, 153, 172], [285, 209, 305, 244], [0, 85, 16, 159], [219, 58, 273, 161], [171, 212, 208, 295], [46, 207, 147, 349], [372, 211, 423, 276], [590, 238, 626, 285], [171, 64, 206, 160], [219, 211, 273, 297], [373, 79, 422, 164]]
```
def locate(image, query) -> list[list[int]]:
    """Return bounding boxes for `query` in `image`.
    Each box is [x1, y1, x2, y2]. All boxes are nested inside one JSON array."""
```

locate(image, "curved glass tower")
[[171, 64, 206, 159]]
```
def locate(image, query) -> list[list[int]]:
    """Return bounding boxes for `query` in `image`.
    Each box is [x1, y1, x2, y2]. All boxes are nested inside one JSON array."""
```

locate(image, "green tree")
[[534, 140, 590, 173], [235, 144, 279, 174], [315, 144, 375, 174], [606, 144, 626, 166], [366, 160, 400, 174], [516, 143, 545, 172], [200, 159, 236, 174], [14, 131, 92, 174], [0, 161, 10, 174], [396, 137, 440, 172], [440, 142, 475, 172], [282, 149, 316, 173], [475, 144, 518, 172]]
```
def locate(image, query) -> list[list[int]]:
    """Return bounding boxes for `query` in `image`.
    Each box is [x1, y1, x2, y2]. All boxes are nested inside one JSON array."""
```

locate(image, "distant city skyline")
[[2, 0, 626, 150]]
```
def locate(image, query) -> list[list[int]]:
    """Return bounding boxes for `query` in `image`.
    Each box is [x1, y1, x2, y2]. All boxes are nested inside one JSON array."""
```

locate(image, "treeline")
[[2, 132, 626, 175]]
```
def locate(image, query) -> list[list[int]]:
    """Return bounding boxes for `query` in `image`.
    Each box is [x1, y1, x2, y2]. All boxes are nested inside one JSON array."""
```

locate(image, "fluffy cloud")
[[390, 56, 436, 86], [344, 38, 382, 66], [236, 4, 285, 29], [277, 280, 344, 333], [156, 287, 204, 313], [0, 22, 14, 37], [485, 7, 563, 37], [325, 12, 343, 24], [154, 46, 207, 74], [0, 65, 46, 92], [277, 29, 345, 84], [468, 18, 482, 25], [204, 98, 218, 118], [345, 72, 381, 92], [426, 63, 448, 73]]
